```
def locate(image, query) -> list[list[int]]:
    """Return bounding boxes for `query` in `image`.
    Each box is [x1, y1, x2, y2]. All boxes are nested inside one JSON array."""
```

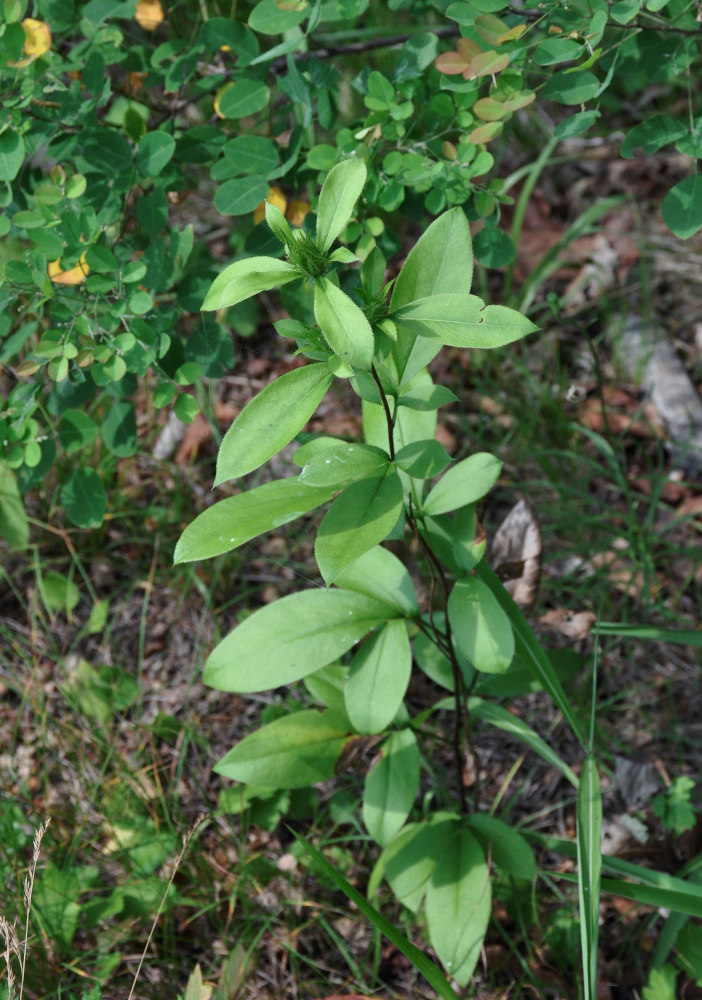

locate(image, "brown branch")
[[270, 24, 460, 73], [307, 24, 460, 60]]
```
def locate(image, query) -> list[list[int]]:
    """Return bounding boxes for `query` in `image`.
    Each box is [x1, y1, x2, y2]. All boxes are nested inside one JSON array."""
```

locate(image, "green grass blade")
[[651, 864, 702, 967], [556, 874, 702, 918], [290, 829, 461, 1000], [576, 754, 602, 1000], [468, 697, 579, 787], [597, 622, 702, 647], [533, 835, 702, 917]]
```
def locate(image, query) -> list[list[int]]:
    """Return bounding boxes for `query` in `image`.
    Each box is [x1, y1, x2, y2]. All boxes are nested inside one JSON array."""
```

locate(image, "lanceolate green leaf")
[[466, 814, 536, 882], [394, 440, 451, 479], [448, 577, 514, 675], [422, 452, 502, 516], [391, 208, 474, 308], [202, 256, 298, 311], [345, 619, 412, 734], [425, 825, 491, 987], [385, 815, 461, 913], [174, 479, 334, 563], [315, 469, 404, 585], [390, 208, 474, 379], [214, 709, 350, 787], [474, 560, 586, 745], [334, 545, 419, 615], [205, 589, 397, 692], [474, 305, 540, 346], [0, 461, 29, 549], [215, 363, 332, 484], [363, 728, 420, 846], [467, 698, 579, 786], [314, 278, 374, 370], [292, 830, 462, 1000], [299, 441, 389, 487], [394, 296, 538, 349], [315, 157, 367, 252], [393, 293, 482, 342]]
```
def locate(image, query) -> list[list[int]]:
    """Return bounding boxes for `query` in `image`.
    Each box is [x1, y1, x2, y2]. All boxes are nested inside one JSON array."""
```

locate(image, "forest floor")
[[2, 139, 702, 1000]]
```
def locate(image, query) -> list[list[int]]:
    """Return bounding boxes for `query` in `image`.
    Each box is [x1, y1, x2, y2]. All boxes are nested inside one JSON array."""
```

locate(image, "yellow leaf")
[[286, 199, 310, 227], [498, 23, 526, 43], [135, 0, 164, 30], [213, 82, 232, 119], [48, 252, 90, 285], [8, 18, 51, 66], [254, 185, 287, 224], [469, 120, 504, 145]]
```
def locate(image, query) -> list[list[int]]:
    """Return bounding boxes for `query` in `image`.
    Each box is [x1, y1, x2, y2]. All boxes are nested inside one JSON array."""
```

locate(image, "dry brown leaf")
[[334, 734, 383, 775], [586, 540, 652, 599], [435, 420, 457, 453], [675, 494, 702, 519], [175, 402, 239, 465], [538, 608, 596, 640], [580, 397, 665, 439], [629, 475, 688, 503], [491, 498, 541, 608]]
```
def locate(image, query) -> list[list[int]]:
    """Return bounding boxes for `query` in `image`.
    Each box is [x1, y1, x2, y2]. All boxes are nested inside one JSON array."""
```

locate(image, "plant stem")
[[408, 506, 471, 813], [503, 133, 558, 304], [371, 364, 395, 461]]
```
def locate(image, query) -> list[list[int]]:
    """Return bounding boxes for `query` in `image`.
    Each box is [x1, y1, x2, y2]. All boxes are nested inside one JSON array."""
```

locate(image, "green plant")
[[174, 158, 589, 988], [652, 776, 697, 836], [3, 0, 701, 543], [176, 157, 702, 992]]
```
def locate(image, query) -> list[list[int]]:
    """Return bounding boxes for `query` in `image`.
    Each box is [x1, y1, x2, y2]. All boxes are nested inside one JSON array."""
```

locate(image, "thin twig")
[[301, 24, 460, 61]]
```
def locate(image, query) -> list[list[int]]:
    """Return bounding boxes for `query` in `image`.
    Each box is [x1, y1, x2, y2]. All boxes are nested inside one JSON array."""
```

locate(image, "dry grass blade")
[[1, 915, 21, 1000], [126, 817, 206, 1000], [1, 817, 50, 1000]]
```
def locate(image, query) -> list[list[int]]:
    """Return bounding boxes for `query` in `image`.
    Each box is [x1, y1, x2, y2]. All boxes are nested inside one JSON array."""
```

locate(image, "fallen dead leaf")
[[175, 402, 239, 464], [491, 497, 541, 608], [538, 608, 596, 640], [675, 494, 702, 519], [580, 397, 665, 439], [629, 474, 688, 504]]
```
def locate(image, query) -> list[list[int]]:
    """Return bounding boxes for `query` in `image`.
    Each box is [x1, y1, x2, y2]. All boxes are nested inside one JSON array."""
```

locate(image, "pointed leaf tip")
[[316, 158, 367, 253]]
